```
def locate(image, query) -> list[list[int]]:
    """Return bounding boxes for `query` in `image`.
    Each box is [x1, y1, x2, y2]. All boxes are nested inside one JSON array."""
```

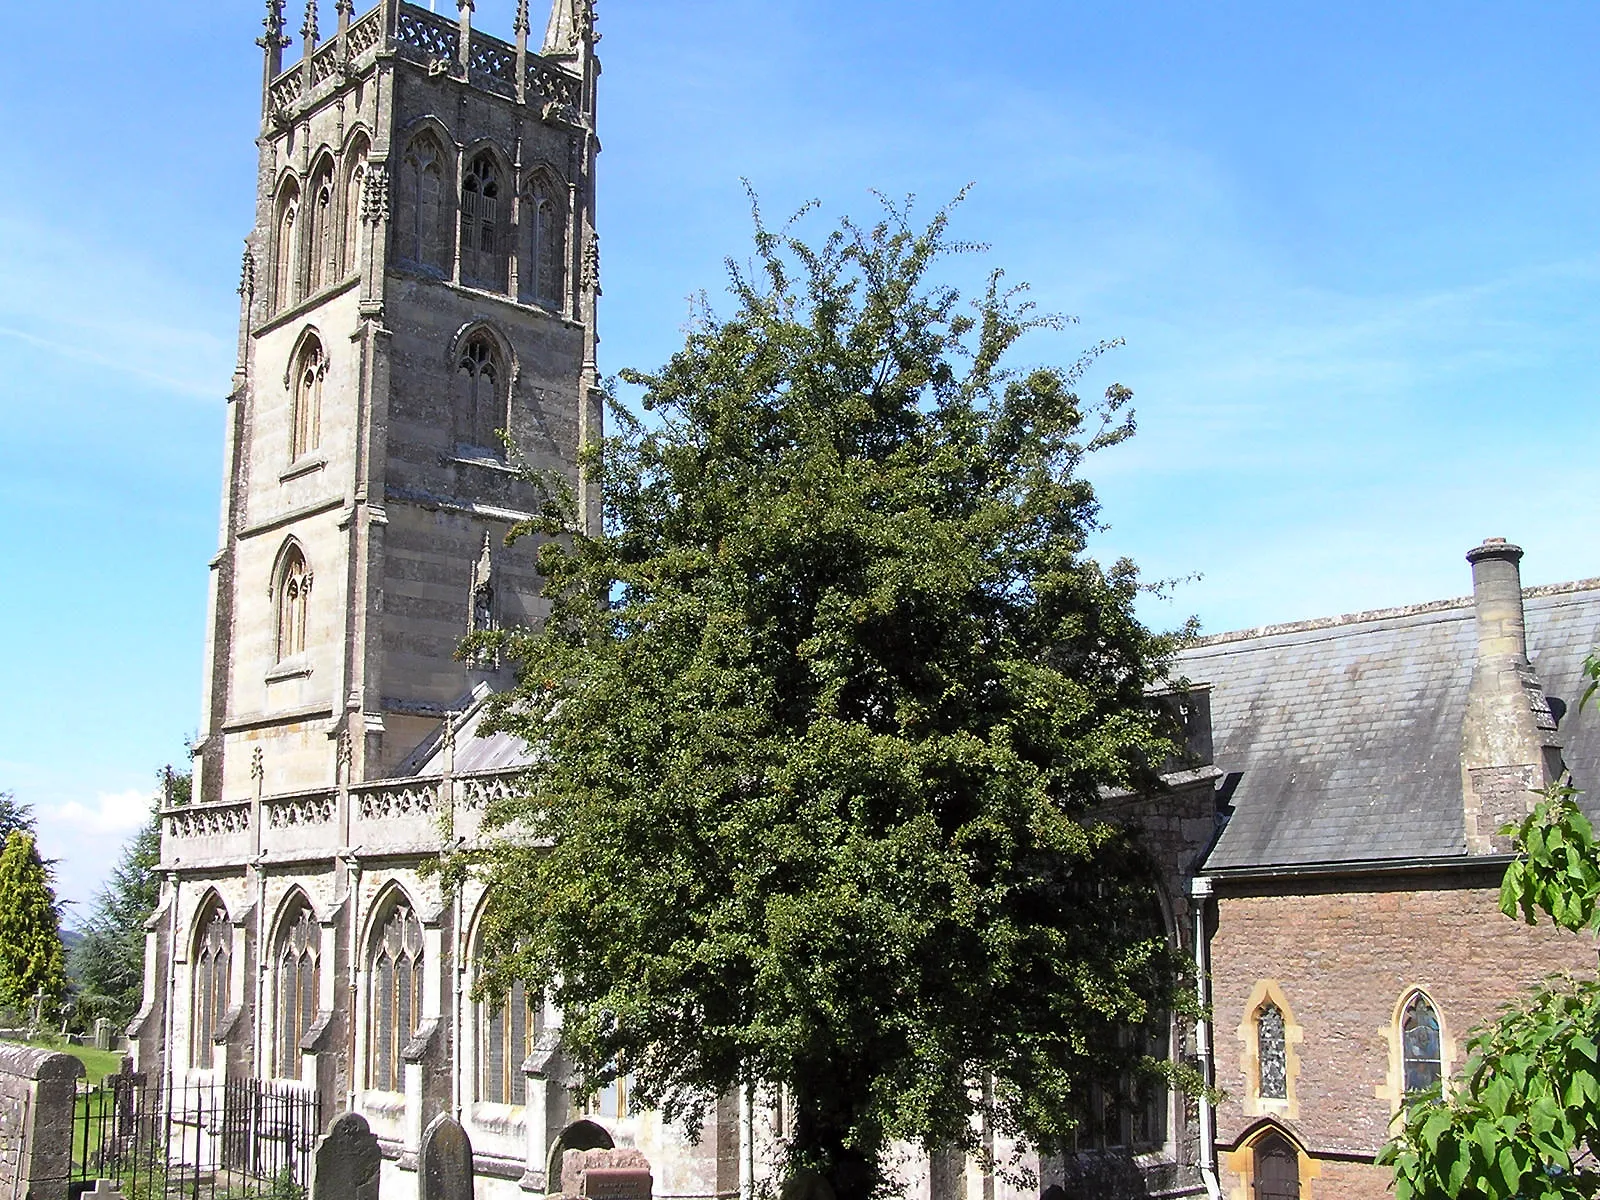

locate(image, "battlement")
[[262, 0, 589, 122]]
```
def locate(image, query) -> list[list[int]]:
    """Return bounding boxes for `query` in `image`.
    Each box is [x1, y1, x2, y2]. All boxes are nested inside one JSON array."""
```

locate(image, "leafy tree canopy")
[[0, 830, 68, 1015], [467, 196, 1196, 1200], [1381, 658, 1600, 1199]]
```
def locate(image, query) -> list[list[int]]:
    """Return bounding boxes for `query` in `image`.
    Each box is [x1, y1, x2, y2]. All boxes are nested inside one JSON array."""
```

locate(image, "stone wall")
[[1209, 867, 1600, 1198], [0, 1042, 84, 1200]]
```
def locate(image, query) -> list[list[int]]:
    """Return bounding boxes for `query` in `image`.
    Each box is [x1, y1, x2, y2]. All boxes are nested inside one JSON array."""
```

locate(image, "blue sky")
[[4, 0, 1600, 914]]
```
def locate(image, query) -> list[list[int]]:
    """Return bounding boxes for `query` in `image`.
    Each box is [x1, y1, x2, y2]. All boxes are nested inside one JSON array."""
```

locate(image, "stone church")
[[129, 2, 1600, 1199]]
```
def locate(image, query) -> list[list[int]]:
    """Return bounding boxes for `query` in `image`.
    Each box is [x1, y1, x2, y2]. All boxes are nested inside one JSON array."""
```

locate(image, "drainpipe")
[[1191, 875, 1222, 1200]]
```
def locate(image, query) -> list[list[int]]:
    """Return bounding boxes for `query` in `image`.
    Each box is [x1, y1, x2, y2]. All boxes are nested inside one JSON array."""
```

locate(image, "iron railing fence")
[[70, 1073, 321, 1200]]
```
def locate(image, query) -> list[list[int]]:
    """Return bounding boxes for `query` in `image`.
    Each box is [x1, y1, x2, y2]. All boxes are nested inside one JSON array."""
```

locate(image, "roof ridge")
[[1182, 576, 1600, 650]]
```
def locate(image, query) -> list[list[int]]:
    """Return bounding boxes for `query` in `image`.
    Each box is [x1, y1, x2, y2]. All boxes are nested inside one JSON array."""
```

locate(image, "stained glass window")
[[1402, 994, 1442, 1094], [1257, 1002, 1287, 1099]]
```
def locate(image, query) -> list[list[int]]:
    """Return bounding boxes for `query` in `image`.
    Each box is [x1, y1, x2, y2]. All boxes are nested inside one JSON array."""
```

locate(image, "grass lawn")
[[4, 1037, 125, 1085]]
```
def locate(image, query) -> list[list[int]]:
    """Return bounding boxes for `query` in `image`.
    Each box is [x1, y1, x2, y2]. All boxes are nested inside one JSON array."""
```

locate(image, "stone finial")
[[335, 0, 355, 22], [301, 0, 320, 48], [514, 0, 530, 36], [542, 0, 594, 54], [1460, 537, 1564, 853], [259, 0, 291, 51]]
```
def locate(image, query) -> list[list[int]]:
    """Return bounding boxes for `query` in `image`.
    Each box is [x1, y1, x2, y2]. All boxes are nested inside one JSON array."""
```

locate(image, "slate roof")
[[399, 683, 538, 778], [1177, 579, 1600, 872]]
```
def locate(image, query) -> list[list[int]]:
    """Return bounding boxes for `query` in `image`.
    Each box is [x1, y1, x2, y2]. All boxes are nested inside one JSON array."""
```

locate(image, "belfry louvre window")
[[306, 160, 335, 294], [1257, 1003, 1287, 1099], [273, 180, 300, 312], [276, 906, 319, 1076], [191, 902, 231, 1068], [1401, 993, 1443, 1094], [480, 978, 538, 1105], [343, 140, 369, 277], [461, 151, 506, 292], [368, 903, 424, 1092], [275, 546, 311, 662]]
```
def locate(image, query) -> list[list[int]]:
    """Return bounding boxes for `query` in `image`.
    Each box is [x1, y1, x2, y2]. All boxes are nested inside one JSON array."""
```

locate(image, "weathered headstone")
[[560, 1148, 651, 1200], [92, 1019, 113, 1051], [310, 1112, 381, 1200], [84, 1179, 127, 1200], [420, 1114, 473, 1200]]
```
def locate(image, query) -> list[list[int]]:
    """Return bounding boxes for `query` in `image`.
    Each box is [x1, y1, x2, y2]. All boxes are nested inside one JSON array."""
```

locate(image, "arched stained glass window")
[[191, 900, 231, 1068], [1257, 1002, 1287, 1100], [276, 904, 319, 1077], [1401, 993, 1442, 1094], [368, 902, 424, 1092]]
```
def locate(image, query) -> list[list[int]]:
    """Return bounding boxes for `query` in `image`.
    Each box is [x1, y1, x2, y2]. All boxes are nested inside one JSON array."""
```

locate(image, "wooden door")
[[1253, 1133, 1300, 1200]]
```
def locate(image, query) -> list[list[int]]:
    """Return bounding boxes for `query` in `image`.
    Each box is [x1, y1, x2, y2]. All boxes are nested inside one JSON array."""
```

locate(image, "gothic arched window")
[[343, 137, 370, 278], [191, 899, 231, 1067], [461, 151, 507, 292], [1401, 993, 1443, 1094], [396, 131, 450, 274], [273, 179, 301, 312], [1253, 1131, 1300, 1200], [306, 158, 336, 294], [275, 544, 312, 662], [368, 900, 424, 1092], [290, 336, 325, 461], [1257, 1002, 1287, 1100], [479, 977, 538, 1106], [275, 902, 319, 1077], [455, 332, 506, 455], [520, 169, 564, 311]]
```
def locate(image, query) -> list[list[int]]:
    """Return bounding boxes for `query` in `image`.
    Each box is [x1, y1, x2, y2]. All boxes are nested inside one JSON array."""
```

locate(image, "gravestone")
[[92, 1019, 113, 1051], [84, 1180, 127, 1200], [560, 1148, 651, 1200], [310, 1113, 381, 1200], [420, 1114, 474, 1200]]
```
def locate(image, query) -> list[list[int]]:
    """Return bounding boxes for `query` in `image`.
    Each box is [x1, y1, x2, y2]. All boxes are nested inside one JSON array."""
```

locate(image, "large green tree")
[[0, 791, 36, 844], [1381, 657, 1600, 1199], [69, 766, 179, 1026], [468, 198, 1196, 1200], [0, 830, 68, 1016]]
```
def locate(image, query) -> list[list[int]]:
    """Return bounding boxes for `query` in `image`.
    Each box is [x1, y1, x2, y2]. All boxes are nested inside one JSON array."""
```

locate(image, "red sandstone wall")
[[1209, 871, 1598, 1168]]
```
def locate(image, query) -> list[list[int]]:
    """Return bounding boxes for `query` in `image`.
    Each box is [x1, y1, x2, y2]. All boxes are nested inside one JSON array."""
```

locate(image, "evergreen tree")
[[468, 197, 1197, 1200], [0, 831, 68, 1016], [70, 766, 180, 1025], [0, 791, 35, 844]]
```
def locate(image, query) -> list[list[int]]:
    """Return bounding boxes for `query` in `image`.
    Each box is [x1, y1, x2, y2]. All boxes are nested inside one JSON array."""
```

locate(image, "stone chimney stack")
[[1461, 538, 1564, 853]]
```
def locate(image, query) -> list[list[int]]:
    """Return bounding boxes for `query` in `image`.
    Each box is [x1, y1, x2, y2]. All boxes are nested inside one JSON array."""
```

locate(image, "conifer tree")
[[467, 197, 1197, 1200], [0, 791, 35, 844], [0, 831, 68, 1016]]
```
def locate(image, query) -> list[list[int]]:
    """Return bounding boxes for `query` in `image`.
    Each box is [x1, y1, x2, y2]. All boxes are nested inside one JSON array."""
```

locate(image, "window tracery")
[[1257, 1002, 1287, 1100], [480, 978, 537, 1106], [455, 332, 506, 454], [461, 151, 507, 292], [343, 138, 370, 278], [273, 179, 301, 312], [1073, 1018, 1169, 1150], [191, 900, 231, 1067], [368, 901, 424, 1092], [1401, 992, 1443, 1094], [306, 159, 335, 294], [396, 132, 450, 274], [520, 169, 565, 311], [275, 903, 319, 1077], [275, 545, 312, 662], [291, 336, 325, 461]]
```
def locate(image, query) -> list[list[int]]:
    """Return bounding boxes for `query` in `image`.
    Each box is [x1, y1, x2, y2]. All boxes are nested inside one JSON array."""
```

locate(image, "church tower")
[[197, 0, 602, 806], [124, 8, 755, 1198]]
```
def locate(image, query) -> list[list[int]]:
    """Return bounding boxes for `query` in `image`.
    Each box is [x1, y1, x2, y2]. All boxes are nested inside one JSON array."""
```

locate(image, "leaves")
[[0, 831, 67, 1014], [464, 195, 1191, 1198]]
